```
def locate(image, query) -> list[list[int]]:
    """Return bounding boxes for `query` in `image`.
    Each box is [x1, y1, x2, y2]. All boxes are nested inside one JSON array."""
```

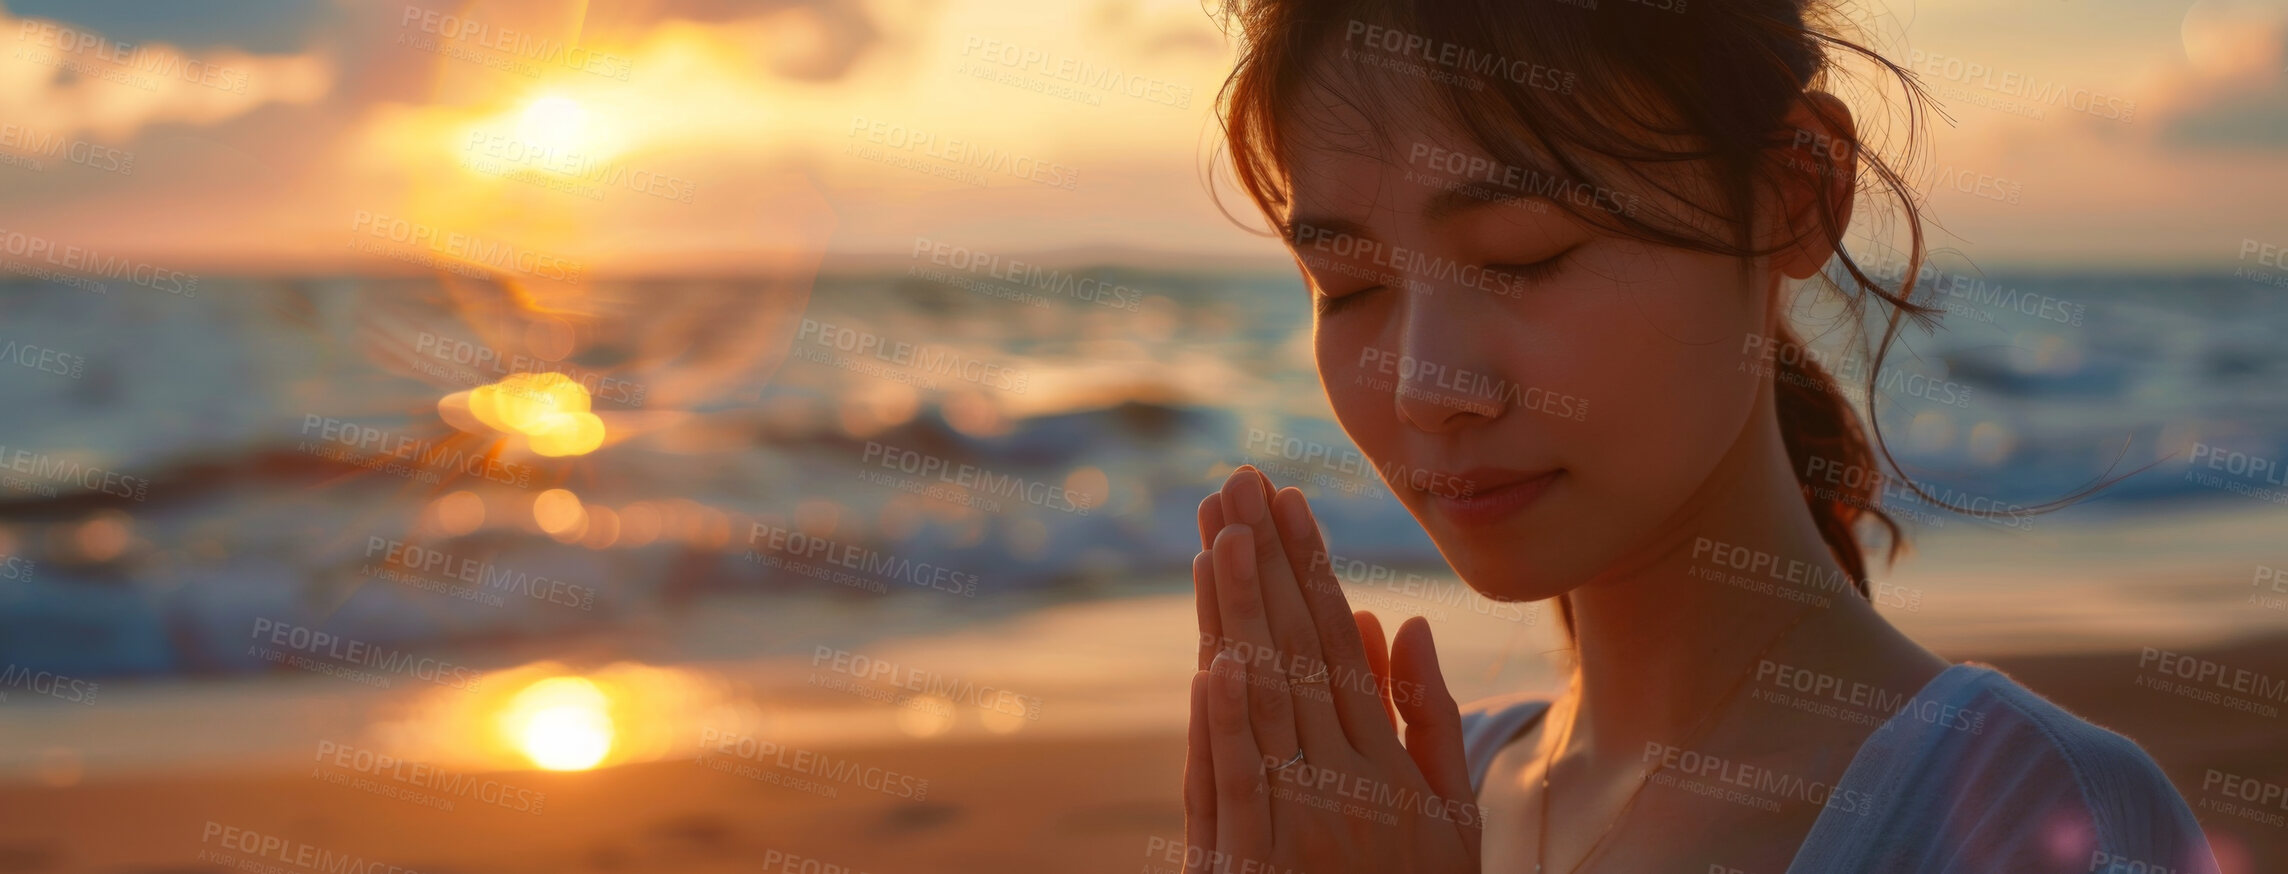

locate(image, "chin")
[[1415, 513, 1589, 605], [1458, 554, 1584, 605]]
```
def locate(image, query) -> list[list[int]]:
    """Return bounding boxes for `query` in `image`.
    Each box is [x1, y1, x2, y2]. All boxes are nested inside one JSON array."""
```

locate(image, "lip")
[[1427, 467, 1562, 529]]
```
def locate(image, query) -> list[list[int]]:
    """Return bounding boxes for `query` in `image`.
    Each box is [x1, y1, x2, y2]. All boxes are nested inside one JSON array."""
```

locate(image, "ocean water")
[[0, 269, 2282, 680]]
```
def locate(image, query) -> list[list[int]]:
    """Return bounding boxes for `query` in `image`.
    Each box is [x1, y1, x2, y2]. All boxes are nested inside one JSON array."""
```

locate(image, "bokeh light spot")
[[534, 489, 587, 537]]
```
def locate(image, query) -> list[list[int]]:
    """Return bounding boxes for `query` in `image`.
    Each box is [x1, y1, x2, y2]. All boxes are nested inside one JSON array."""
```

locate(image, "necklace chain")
[[1531, 603, 1819, 874]]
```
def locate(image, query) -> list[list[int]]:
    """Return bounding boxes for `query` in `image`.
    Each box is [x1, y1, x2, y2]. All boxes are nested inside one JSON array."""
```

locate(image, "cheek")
[[1561, 255, 1767, 502], [1315, 324, 1396, 453]]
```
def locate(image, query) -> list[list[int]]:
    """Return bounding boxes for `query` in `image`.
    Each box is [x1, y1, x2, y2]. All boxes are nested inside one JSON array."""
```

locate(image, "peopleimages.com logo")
[[0, 227, 198, 295], [364, 537, 595, 610], [198, 822, 421, 874], [0, 443, 149, 501], [247, 618, 483, 693], [16, 21, 251, 93], [0, 664, 98, 704], [859, 441, 1090, 514], [347, 210, 585, 283]]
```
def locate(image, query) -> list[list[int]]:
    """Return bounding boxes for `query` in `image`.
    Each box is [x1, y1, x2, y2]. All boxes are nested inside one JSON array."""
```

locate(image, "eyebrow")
[[1286, 187, 1515, 248]]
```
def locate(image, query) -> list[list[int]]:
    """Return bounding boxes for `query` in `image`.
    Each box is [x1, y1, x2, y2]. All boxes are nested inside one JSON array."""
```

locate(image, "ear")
[[1767, 91, 1859, 281]]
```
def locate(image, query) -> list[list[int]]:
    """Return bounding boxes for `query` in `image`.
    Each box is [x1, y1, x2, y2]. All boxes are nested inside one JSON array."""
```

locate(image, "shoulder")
[[1457, 690, 1550, 794], [1817, 663, 2220, 873]]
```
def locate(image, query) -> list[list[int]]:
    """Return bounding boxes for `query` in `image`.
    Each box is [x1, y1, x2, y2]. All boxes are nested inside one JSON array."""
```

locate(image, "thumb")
[[1390, 616, 1482, 857]]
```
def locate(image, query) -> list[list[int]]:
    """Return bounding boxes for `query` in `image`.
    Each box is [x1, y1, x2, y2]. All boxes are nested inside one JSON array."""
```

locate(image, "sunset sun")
[[516, 95, 592, 153], [498, 676, 615, 771]]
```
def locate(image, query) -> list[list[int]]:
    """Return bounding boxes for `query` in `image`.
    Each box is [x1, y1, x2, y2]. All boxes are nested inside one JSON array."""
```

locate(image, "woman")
[[1180, 1, 2221, 872]]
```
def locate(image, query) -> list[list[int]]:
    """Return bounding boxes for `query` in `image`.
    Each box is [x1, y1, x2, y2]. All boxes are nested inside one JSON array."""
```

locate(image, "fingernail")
[[1228, 468, 1269, 523], [1213, 649, 1245, 699]]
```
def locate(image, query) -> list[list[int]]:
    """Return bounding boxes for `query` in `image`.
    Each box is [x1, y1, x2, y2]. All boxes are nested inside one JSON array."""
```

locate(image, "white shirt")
[[1459, 663, 2222, 873]]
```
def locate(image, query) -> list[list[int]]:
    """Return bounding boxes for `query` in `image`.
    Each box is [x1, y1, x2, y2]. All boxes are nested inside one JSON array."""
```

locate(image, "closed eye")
[[1485, 245, 1578, 284], [1312, 244, 1579, 315], [1314, 284, 1381, 317]]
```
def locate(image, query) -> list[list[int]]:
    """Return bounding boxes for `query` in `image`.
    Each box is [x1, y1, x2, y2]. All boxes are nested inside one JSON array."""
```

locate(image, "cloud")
[[681, 4, 882, 81], [0, 7, 333, 140], [566, 0, 884, 81]]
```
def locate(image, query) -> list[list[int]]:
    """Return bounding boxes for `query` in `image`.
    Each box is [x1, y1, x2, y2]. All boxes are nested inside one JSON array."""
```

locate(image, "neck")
[[1556, 384, 1875, 766]]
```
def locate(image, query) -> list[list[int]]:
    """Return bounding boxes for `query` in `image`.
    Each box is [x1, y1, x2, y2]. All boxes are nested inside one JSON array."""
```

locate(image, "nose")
[[1390, 296, 1508, 433]]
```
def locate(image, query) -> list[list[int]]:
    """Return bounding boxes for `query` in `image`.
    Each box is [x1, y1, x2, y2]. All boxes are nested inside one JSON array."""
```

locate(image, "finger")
[[1197, 492, 1226, 551], [1391, 617, 1483, 861], [1270, 484, 1405, 757], [1211, 524, 1303, 787], [1207, 650, 1272, 862], [1193, 550, 1220, 671], [1183, 670, 1217, 874], [1219, 469, 1351, 757], [1353, 610, 1396, 731], [1195, 495, 1227, 670]]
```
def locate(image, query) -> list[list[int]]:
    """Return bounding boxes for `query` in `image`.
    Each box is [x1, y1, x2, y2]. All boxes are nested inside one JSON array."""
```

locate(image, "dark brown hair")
[[1212, 0, 1949, 614]]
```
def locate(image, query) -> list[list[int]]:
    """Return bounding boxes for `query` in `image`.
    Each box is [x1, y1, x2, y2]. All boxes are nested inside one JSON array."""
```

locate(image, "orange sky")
[[0, 0, 2282, 277]]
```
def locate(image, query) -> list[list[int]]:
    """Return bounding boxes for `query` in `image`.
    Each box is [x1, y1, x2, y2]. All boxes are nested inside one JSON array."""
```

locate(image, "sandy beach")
[[2, 621, 2280, 874]]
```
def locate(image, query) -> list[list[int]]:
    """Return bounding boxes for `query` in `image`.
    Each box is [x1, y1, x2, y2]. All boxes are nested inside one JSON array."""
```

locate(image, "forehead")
[[1276, 63, 1575, 228], [1268, 54, 1725, 247], [1279, 75, 1456, 216]]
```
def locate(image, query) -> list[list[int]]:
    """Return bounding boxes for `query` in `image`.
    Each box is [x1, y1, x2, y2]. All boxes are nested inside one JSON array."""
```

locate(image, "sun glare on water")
[[499, 676, 615, 771], [439, 372, 607, 457]]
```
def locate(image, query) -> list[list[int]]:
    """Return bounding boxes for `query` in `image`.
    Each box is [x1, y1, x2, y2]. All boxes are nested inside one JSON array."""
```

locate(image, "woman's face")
[[1283, 102, 1779, 603]]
